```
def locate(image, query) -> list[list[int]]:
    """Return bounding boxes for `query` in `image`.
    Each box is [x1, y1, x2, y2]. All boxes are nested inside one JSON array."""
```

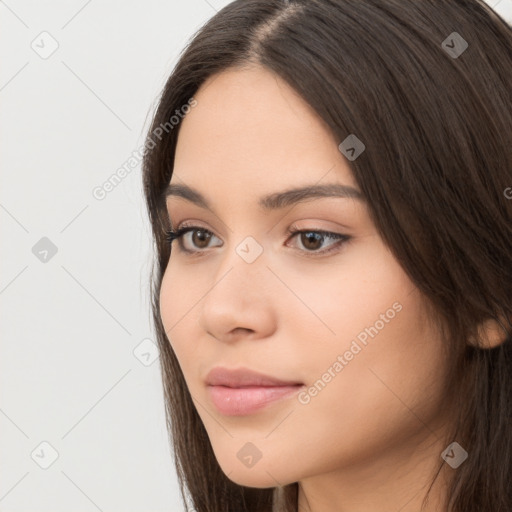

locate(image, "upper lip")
[[205, 366, 303, 388]]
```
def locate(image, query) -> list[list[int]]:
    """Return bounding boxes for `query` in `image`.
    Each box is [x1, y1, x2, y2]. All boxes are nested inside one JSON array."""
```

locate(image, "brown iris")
[[300, 232, 323, 251], [191, 229, 212, 249]]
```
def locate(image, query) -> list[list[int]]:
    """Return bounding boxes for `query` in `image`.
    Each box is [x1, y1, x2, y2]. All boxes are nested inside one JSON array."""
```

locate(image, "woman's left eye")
[[287, 227, 350, 255], [165, 225, 350, 257]]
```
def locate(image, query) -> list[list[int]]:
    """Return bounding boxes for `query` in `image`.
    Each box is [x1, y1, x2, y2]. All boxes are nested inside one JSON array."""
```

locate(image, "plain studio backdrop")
[[1, 1, 511, 511]]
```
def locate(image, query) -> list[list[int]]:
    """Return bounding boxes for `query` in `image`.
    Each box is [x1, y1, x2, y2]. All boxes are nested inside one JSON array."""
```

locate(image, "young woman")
[[142, 1, 512, 510]]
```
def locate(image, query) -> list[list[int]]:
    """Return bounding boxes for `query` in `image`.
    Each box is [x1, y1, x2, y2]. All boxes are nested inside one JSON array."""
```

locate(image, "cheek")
[[295, 245, 447, 419], [314, 305, 443, 459], [249, 250, 449, 474], [159, 263, 203, 369], [275, 238, 415, 346], [292, 285, 446, 466]]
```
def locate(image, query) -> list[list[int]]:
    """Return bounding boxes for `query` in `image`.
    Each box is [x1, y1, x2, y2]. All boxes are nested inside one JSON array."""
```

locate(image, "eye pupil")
[[302, 232, 322, 250]]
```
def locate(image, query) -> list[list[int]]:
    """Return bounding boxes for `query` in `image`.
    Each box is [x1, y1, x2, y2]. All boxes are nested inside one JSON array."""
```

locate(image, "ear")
[[468, 316, 510, 349]]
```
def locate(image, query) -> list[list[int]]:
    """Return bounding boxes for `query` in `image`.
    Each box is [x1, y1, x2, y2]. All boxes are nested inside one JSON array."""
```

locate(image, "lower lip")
[[207, 384, 304, 416]]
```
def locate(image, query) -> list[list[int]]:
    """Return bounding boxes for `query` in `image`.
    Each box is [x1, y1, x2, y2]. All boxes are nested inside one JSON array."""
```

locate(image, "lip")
[[205, 366, 303, 387], [205, 366, 304, 416], [207, 385, 303, 416]]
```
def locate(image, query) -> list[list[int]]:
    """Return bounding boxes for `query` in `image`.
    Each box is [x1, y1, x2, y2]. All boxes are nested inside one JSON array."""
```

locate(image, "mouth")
[[206, 384, 304, 416], [205, 366, 305, 416]]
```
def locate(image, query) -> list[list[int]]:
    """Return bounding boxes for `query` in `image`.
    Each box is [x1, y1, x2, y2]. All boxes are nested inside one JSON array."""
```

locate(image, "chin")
[[222, 465, 289, 489]]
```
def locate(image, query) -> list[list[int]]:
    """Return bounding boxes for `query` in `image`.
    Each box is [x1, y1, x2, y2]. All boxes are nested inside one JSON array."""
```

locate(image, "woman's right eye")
[[165, 226, 222, 253]]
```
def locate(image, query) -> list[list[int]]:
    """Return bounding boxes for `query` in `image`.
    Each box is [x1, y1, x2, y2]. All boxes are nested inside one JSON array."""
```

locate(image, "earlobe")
[[468, 316, 511, 349]]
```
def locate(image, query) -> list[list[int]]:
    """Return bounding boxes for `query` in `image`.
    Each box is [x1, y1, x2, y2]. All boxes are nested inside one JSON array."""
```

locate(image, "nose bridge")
[[212, 232, 270, 299], [196, 231, 275, 339]]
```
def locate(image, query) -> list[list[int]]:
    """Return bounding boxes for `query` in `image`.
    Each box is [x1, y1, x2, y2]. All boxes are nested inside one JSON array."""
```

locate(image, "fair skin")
[[159, 65, 457, 512]]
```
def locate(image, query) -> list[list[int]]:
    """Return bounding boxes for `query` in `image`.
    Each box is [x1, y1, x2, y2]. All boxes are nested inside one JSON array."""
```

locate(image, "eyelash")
[[164, 222, 350, 258]]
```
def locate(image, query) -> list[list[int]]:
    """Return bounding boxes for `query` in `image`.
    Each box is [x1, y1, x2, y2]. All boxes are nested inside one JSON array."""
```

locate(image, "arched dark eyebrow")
[[163, 183, 364, 211]]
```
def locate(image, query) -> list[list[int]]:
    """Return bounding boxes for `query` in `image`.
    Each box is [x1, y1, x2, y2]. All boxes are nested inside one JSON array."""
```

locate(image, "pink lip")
[[207, 385, 304, 416], [205, 367, 304, 416], [205, 366, 303, 387]]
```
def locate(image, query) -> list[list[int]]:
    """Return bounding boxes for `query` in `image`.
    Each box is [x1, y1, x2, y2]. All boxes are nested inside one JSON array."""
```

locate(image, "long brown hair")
[[142, 1, 512, 510]]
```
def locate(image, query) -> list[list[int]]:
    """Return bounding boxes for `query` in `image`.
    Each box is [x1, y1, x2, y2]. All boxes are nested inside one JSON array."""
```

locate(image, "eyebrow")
[[163, 182, 364, 211]]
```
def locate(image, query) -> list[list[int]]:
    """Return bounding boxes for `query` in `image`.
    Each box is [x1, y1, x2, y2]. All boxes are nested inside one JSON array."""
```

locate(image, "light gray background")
[[1, 1, 511, 511]]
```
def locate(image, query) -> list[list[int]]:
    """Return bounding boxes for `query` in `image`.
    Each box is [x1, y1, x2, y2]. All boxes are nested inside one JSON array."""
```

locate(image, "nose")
[[196, 245, 277, 344]]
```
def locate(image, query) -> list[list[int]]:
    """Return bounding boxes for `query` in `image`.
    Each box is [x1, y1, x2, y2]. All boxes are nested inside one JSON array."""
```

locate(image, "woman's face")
[[159, 66, 452, 495]]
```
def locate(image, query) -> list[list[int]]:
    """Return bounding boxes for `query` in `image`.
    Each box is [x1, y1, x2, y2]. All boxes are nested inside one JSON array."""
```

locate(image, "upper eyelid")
[[171, 215, 350, 232], [173, 223, 343, 236], [172, 220, 216, 233]]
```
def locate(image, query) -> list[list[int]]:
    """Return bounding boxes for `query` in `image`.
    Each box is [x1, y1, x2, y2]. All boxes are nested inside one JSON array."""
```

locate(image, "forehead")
[[171, 66, 358, 204]]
